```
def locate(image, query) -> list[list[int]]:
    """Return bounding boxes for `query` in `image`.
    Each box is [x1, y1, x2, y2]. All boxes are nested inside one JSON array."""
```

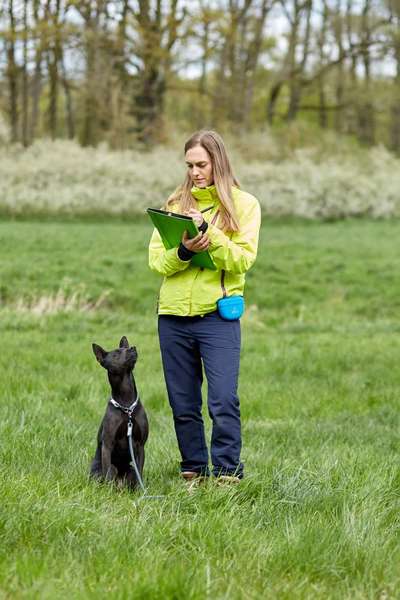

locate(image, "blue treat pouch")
[[217, 295, 245, 320]]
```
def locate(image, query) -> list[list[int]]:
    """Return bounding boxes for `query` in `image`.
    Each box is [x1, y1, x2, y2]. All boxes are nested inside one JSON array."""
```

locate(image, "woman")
[[148, 129, 261, 483]]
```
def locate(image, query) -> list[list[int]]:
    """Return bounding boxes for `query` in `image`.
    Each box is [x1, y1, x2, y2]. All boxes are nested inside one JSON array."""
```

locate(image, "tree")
[[132, 0, 186, 145], [388, 0, 400, 151], [212, 0, 271, 129], [4, 0, 18, 142], [267, 0, 314, 123]]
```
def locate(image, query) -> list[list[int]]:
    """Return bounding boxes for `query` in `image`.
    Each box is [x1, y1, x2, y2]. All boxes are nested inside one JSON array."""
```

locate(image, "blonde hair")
[[166, 130, 240, 232]]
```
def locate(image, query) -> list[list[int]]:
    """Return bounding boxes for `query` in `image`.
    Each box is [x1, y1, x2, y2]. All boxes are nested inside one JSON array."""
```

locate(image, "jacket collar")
[[191, 184, 219, 202]]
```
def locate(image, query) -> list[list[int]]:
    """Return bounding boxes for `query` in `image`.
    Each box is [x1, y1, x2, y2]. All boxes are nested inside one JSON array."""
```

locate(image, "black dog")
[[89, 336, 149, 489]]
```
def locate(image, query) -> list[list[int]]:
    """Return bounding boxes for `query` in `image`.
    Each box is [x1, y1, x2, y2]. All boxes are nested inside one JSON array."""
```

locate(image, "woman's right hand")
[[182, 230, 210, 253]]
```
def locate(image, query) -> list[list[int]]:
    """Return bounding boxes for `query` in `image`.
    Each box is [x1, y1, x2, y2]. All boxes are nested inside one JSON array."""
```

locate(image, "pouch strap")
[[211, 210, 219, 226], [211, 209, 226, 298], [220, 270, 227, 298], [209, 208, 227, 299]]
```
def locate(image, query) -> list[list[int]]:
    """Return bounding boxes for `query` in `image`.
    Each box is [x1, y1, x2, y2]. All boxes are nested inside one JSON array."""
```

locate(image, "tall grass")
[[0, 218, 399, 598], [1, 136, 400, 219]]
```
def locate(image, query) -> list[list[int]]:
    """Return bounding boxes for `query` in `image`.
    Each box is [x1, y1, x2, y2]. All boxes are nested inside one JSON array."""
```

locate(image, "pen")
[[200, 205, 214, 214]]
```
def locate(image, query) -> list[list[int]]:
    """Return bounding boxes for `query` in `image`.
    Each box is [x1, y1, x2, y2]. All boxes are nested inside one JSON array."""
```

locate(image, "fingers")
[[191, 234, 210, 252], [185, 209, 201, 217], [193, 232, 203, 243], [181, 231, 210, 252], [197, 234, 209, 248], [182, 230, 202, 244], [184, 209, 203, 227]]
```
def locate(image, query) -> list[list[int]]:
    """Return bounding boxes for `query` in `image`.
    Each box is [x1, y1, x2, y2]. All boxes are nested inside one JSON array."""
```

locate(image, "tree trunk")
[[389, 17, 400, 152], [46, 0, 62, 140], [267, 80, 283, 124], [80, 3, 101, 147], [133, 0, 180, 146], [60, 53, 75, 139], [241, 0, 270, 129], [358, 0, 375, 145], [285, 7, 300, 121], [333, 0, 344, 133], [345, 0, 358, 134], [135, 66, 165, 145], [318, 82, 328, 128], [212, 31, 229, 125], [81, 34, 98, 146], [286, 0, 312, 122], [22, 0, 29, 146], [30, 2, 43, 142], [389, 102, 400, 153], [197, 6, 211, 129], [6, 0, 19, 142], [317, 0, 328, 128]]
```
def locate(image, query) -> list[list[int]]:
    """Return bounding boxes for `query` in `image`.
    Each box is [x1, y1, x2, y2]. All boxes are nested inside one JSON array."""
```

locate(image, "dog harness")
[[108, 394, 146, 492], [108, 394, 164, 501]]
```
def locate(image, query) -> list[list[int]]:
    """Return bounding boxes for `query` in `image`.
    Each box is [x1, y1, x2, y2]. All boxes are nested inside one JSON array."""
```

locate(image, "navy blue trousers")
[[158, 311, 243, 478]]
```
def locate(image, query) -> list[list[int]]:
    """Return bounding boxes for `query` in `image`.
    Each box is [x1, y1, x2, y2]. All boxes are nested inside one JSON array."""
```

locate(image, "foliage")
[[1, 0, 399, 150]]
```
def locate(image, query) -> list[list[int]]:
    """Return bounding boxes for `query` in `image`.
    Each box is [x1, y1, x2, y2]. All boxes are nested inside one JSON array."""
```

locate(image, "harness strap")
[[107, 393, 164, 500]]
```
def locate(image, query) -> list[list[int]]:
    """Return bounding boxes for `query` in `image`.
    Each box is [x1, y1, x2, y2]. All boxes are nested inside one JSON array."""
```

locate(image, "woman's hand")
[[185, 208, 204, 227], [182, 230, 210, 253]]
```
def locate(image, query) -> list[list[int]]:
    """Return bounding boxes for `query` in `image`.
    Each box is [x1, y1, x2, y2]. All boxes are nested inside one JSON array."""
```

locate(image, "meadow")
[[0, 216, 399, 599]]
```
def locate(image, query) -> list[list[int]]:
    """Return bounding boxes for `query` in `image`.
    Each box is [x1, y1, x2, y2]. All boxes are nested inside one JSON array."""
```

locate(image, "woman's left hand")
[[185, 208, 204, 227]]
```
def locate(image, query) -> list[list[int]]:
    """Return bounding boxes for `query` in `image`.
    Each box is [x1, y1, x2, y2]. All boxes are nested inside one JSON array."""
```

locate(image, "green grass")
[[0, 218, 399, 599]]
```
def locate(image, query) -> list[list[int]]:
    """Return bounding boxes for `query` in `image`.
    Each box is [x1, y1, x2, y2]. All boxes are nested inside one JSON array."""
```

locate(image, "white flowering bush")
[[0, 140, 184, 216], [241, 145, 400, 219], [1, 138, 399, 219]]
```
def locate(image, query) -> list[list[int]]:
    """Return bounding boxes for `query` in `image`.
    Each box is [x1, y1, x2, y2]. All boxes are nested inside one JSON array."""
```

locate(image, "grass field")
[[0, 218, 399, 599]]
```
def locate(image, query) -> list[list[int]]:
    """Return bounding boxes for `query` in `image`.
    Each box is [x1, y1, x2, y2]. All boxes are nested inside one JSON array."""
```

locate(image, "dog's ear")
[[119, 336, 129, 348], [92, 343, 107, 363]]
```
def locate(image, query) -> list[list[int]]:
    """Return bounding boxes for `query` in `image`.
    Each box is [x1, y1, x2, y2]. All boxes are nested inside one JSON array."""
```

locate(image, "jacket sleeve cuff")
[[198, 220, 208, 234], [177, 243, 195, 261]]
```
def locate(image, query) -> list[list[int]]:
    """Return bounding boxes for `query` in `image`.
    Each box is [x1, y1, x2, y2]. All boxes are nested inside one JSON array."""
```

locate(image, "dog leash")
[[110, 395, 165, 501]]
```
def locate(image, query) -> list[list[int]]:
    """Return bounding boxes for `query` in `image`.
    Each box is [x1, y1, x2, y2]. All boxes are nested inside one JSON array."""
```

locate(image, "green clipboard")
[[147, 208, 216, 270]]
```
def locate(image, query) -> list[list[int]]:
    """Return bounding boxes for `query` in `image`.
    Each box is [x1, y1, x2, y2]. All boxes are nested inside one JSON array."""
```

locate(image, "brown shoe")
[[215, 475, 241, 485], [181, 471, 207, 493], [181, 471, 202, 481]]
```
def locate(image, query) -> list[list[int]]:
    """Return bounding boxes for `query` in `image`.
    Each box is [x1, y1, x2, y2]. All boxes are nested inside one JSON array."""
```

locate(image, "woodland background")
[[1, 0, 400, 151]]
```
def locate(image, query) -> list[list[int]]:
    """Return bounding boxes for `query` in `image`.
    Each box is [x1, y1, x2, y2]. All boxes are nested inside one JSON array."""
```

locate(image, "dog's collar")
[[109, 395, 140, 415]]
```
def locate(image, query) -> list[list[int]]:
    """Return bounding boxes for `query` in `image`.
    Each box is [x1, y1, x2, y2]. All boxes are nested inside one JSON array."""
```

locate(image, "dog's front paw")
[[89, 470, 103, 482], [104, 464, 118, 481]]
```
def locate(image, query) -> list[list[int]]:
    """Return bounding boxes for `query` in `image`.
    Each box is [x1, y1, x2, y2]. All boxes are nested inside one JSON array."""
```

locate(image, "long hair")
[[166, 130, 240, 232]]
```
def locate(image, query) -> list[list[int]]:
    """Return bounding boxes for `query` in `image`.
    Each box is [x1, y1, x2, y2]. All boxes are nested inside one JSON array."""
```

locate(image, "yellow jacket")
[[148, 184, 261, 316]]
